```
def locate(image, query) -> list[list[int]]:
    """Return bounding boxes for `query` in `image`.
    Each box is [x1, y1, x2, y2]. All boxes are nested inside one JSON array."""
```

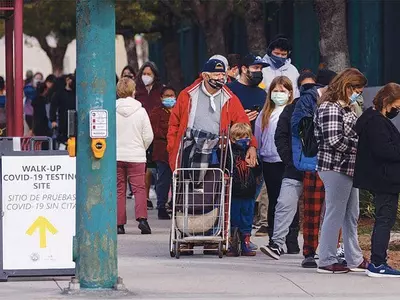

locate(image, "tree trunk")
[[203, 26, 226, 56], [49, 47, 67, 76], [161, 28, 184, 92], [314, 0, 350, 73], [37, 36, 68, 76], [244, 0, 267, 56], [123, 35, 139, 73], [190, 0, 234, 56]]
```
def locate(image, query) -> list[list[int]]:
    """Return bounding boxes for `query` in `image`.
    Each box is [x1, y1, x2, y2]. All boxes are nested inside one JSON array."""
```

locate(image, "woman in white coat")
[[116, 77, 154, 234]]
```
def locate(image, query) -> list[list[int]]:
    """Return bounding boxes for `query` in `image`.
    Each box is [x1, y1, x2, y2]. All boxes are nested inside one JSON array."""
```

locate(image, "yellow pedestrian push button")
[[91, 138, 106, 159]]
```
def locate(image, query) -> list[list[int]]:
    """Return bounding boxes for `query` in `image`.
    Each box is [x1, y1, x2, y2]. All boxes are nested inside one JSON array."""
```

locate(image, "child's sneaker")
[[241, 234, 256, 256], [367, 263, 400, 278], [249, 240, 258, 251], [260, 242, 284, 260]]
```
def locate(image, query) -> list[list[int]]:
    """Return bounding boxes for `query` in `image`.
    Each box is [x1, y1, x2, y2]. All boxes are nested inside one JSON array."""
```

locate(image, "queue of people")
[[165, 35, 398, 278], [4, 33, 399, 279]]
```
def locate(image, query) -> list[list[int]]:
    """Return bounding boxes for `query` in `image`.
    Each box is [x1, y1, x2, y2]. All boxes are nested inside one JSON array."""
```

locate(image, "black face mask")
[[386, 107, 399, 119], [208, 78, 224, 90], [246, 70, 263, 86], [300, 83, 316, 93]]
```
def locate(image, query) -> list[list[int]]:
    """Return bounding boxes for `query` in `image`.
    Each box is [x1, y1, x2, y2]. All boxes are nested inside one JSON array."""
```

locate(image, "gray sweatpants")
[[272, 178, 303, 248], [318, 171, 363, 268]]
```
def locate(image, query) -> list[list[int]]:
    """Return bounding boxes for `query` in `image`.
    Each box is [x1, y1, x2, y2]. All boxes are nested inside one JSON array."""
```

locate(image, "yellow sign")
[[26, 216, 58, 248]]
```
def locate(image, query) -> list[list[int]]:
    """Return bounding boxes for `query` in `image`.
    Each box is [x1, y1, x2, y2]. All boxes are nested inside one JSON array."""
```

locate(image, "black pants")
[[371, 193, 399, 265]]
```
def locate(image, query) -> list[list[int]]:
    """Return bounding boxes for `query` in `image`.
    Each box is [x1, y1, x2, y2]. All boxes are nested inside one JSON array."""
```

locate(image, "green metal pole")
[[75, 0, 117, 289]]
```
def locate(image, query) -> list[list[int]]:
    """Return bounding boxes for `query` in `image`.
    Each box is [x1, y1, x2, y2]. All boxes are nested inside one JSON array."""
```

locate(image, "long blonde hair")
[[261, 76, 294, 130]]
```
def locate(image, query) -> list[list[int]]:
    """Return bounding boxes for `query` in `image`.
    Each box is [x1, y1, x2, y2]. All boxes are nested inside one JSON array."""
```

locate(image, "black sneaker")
[[302, 256, 318, 268], [147, 199, 154, 210], [260, 243, 283, 260], [158, 208, 171, 220], [255, 225, 269, 237], [138, 218, 152, 234], [117, 225, 125, 235]]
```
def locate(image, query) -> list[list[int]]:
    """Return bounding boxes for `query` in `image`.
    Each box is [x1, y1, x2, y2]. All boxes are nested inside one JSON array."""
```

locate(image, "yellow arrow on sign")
[[26, 216, 58, 248]]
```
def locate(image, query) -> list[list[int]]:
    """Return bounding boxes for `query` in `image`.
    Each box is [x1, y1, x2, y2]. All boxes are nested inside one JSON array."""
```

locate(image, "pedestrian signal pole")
[[73, 0, 118, 289]]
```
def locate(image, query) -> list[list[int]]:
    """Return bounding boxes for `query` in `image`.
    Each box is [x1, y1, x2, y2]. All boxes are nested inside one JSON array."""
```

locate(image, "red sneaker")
[[317, 263, 350, 274], [350, 258, 369, 272]]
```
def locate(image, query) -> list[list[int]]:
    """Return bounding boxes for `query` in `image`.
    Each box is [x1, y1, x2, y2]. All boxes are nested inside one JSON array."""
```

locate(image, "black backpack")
[[299, 117, 318, 157]]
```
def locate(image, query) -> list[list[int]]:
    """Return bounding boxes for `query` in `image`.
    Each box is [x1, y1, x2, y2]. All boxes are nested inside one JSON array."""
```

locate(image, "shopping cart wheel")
[[175, 242, 181, 259], [218, 242, 223, 259], [169, 229, 176, 258]]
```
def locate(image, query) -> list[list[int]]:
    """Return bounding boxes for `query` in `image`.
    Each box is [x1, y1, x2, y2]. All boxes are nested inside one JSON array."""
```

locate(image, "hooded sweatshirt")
[[262, 54, 300, 98], [116, 97, 154, 163]]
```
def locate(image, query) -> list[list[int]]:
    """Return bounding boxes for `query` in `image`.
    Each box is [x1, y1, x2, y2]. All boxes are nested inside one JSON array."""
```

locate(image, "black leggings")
[[263, 162, 285, 232]]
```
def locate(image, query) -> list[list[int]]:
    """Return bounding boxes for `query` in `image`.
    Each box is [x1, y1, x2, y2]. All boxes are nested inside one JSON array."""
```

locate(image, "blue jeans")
[[155, 161, 172, 209], [231, 198, 255, 235]]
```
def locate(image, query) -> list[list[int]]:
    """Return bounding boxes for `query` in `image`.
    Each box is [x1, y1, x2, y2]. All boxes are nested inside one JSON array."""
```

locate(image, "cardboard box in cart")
[[0, 152, 75, 281]]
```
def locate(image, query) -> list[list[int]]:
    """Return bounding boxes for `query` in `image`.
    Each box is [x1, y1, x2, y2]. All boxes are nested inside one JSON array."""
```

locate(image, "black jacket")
[[228, 143, 263, 199], [32, 95, 50, 137], [50, 88, 76, 144], [275, 99, 303, 181], [354, 107, 400, 194]]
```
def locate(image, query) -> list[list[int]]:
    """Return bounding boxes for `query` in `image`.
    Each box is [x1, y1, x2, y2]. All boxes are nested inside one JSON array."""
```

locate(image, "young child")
[[227, 123, 262, 257], [150, 86, 177, 220]]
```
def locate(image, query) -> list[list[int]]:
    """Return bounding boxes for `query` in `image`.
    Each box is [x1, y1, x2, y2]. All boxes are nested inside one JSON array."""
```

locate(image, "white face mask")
[[142, 75, 154, 86], [271, 91, 289, 106]]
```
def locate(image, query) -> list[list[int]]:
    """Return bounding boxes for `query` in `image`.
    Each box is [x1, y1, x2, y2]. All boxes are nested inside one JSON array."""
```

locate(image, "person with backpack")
[[226, 123, 262, 257], [314, 68, 368, 274], [353, 83, 400, 277], [291, 68, 337, 268]]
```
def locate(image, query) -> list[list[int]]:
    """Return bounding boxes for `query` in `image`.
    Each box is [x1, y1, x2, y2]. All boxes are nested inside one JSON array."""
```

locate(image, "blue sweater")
[[226, 80, 267, 110]]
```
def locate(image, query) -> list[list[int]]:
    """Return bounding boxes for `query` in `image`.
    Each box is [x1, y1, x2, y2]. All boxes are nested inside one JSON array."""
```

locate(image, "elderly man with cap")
[[168, 58, 258, 171], [167, 58, 258, 255]]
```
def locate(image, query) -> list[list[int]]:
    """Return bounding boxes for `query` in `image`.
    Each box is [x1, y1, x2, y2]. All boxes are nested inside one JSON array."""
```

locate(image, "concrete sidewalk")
[[0, 198, 399, 300]]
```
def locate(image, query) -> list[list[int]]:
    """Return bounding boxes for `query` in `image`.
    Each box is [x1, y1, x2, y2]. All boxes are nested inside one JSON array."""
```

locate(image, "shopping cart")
[[169, 133, 233, 259]]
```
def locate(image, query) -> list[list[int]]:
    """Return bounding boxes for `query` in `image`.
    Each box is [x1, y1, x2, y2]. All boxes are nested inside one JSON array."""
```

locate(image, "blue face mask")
[[349, 92, 361, 104], [270, 54, 287, 69], [162, 97, 176, 108], [235, 138, 250, 150]]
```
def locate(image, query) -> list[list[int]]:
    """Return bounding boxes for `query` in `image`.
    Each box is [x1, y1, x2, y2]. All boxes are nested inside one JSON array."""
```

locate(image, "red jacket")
[[150, 106, 170, 163], [135, 82, 163, 115], [167, 78, 257, 171]]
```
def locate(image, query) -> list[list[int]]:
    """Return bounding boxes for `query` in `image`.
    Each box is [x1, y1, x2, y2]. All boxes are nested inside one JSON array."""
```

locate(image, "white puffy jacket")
[[116, 97, 153, 163]]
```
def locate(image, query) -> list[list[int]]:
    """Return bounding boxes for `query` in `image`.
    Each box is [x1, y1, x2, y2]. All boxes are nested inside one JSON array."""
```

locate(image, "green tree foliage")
[[23, 0, 76, 75], [116, 0, 156, 36]]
